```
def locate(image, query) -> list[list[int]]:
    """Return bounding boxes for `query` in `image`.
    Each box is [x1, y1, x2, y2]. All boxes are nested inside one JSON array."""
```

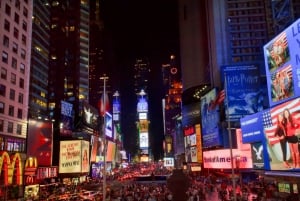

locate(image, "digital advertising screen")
[[200, 88, 222, 148], [105, 112, 113, 138], [263, 18, 300, 107], [27, 120, 53, 166], [137, 97, 148, 112], [112, 98, 121, 114], [60, 100, 73, 136], [240, 112, 265, 143], [139, 132, 149, 148], [139, 112, 147, 120], [203, 148, 253, 169], [138, 120, 149, 132], [263, 97, 300, 171], [222, 64, 263, 121], [182, 102, 201, 127], [82, 101, 99, 130]]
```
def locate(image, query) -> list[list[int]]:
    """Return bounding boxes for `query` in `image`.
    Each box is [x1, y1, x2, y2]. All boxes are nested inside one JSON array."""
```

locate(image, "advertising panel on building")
[[82, 101, 99, 130], [59, 140, 90, 173], [221, 64, 264, 121], [138, 120, 149, 132], [263, 18, 300, 107], [182, 102, 200, 127], [139, 132, 149, 148], [60, 100, 73, 136], [200, 88, 222, 148], [137, 96, 148, 112], [105, 112, 113, 138], [27, 120, 53, 166], [240, 112, 265, 143], [263, 97, 300, 171], [106, 141, 116, 162], [203, 129, 252, 169]]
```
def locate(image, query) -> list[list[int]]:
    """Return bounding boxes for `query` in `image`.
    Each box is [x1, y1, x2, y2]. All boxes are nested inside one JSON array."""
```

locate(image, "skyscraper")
[[48, 0, 90, 165], [29, 1, 50, 120]]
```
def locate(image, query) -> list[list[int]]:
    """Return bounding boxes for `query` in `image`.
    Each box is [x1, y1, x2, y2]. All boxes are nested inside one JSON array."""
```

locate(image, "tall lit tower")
[[136, 90, 150, 162]]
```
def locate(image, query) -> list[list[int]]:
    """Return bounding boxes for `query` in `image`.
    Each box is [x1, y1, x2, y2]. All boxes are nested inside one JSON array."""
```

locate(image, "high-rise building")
[[161, 55, 182, 158], [0, 0, 33, 154], [29, 1, 50, 120], [48, 0, 90, 165]]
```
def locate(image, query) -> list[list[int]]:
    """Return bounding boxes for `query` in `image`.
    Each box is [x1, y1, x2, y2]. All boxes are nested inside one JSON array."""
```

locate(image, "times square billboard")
[[200, 88, 222, 148], [221, 64, 266, 121], [263, 18, 300, 107]]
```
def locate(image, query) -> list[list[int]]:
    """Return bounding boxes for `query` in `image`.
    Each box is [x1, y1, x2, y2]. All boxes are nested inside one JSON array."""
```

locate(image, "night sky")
[[102, 0, 180, 160]]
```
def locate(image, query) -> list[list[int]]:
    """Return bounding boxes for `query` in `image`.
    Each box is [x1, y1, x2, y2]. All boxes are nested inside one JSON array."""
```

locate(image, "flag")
[[98, 92, 110, 116], [207, 89, 225, 111], [215, 89, 225, 105], [263, 98, 300, 145]]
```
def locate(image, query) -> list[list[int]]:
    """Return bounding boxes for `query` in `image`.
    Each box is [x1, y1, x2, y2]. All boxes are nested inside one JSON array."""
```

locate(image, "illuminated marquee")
[[24, 157, 38, 185]]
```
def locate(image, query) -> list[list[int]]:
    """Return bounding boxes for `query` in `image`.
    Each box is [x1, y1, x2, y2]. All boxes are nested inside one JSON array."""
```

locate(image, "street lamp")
[[100, 74, 109, 200]]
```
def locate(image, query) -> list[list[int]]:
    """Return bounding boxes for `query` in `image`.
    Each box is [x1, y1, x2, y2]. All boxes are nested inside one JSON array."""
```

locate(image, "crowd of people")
[[36, 162, 299, 201]]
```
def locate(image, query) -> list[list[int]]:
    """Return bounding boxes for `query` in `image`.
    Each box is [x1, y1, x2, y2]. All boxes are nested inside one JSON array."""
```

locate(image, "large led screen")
[[82, 101, 99, 130], [222, 64, 263, 121], [105, 112, 113, 138], [27, 120, 53, 166], [240, 112, 265, 143], [263, 97, 300, 171], [60, 100, 73, 136], [200, 88, 222, 148], [263, 18, 300, 107]]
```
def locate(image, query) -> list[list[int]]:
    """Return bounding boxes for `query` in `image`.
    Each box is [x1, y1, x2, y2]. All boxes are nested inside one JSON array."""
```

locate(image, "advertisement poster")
[[106, 141, 116, 162], [263, 98, 300, 170], [59, 140, 89, 173], [195, 124, 203, 163], [81, 140, 90, 173], [60, 101, 73, 136], [240, 112, 265, 143], [222, 64, 263, 121], [200, 88, 222, 148], [263, 18, 300, 107], [138, 120, 149, 133], [251, 142, 265, 169], [27, 120, 53, 166], [182, 102, 201, 127]]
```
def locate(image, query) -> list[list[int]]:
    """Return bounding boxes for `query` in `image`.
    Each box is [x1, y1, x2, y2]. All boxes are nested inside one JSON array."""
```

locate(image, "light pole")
[[100, 74, 109, 200], [224, 73, 237, 201]]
